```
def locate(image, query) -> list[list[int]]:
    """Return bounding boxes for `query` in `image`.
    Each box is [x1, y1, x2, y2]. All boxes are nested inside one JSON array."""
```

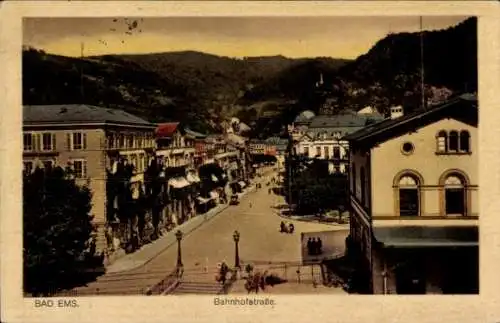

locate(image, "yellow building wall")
[[370, 118, 478, 219]]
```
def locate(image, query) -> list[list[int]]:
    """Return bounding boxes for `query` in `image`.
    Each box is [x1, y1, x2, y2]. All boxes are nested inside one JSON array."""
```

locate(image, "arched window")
[[360, 167, 366, 204], [437, 130, 447, 152], [444, 174, 466, 215], [398, 174, 420, 216], [459, 130, 470, 152], [449, 131, 459, 151]]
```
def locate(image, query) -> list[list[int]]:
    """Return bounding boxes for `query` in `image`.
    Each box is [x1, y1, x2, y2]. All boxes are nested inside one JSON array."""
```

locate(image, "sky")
[[23, 16, 470, 59]]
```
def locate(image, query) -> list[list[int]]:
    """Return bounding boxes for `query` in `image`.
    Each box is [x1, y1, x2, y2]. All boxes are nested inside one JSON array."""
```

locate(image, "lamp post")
[[175, 230, 183, 268], [233, 230, 240, 269]]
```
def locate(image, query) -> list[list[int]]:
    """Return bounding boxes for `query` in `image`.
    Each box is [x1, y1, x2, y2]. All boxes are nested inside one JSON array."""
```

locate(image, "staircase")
[[167, 267, 226, 295]]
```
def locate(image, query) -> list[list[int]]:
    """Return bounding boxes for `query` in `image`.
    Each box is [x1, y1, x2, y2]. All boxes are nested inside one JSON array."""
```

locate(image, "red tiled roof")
[[156, 122, 179, 138]]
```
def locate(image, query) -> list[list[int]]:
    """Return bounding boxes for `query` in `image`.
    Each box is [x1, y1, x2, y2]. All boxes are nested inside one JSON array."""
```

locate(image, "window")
[[23, 161, 33, 174], [138, 136, 143, 148], [459, 131, 470, 152], [324, 147, 330, 159], [119, 134, 125, 148], [72, 160, 87, 178], [71, 132, 87, 150], [42, 160, 55, 169], [23, 133, 34, 151], [449, 131, 459, 151], [437, 130, 471, 154], [128, 135, 134, 149], [108, 135, 115, 149], [42, 133, 55, 151], [398, 175, 420, 216], [437, 131, 448, 152], [303, 146, 309, 156], [316, 146, 321, 157], [360, 167, 366, 204], [402, 142, 415, 155], [444, 174, 466, 215], [333, 146, 340, 159]]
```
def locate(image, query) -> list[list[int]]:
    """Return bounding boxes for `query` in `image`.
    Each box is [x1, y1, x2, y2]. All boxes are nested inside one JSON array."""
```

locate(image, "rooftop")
[[23, 104, 154, 127], [344, 93, 478, 143], [156, 122, 180, 138], [309, 111, 383, 129]]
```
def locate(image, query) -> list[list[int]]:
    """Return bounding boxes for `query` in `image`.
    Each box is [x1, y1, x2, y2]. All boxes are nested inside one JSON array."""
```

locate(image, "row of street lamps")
[[175, 229, 241, 271]]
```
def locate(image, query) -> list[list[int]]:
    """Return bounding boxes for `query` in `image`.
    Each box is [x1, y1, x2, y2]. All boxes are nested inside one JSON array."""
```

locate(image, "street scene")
[[53, 167, 349, 296], [22, 15, 478, 296]]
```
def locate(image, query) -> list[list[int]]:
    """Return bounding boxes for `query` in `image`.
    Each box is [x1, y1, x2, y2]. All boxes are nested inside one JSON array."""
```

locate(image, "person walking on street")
[[317, 237, 323, 254], [307, 237, 313, 255]]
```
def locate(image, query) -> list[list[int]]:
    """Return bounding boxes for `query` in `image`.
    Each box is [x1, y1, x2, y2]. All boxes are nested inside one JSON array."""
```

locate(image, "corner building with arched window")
[[344, 94, 478, 294]]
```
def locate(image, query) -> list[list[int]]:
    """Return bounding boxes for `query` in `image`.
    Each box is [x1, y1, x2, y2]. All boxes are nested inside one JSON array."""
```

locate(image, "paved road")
[[61, 169, 347, 296]]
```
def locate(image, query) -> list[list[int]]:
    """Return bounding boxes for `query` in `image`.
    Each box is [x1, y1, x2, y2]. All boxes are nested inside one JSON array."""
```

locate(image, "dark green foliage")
[[333, 17, 477, 115], [23, 166, 103, 296], [250, 154, 277, 164], [283, 148, 348, 214]]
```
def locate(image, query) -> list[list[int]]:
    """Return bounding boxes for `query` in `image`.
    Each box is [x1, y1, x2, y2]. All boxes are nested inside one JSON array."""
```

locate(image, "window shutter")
[[67, 133, 71, 151], [83, 133, 87, 150], [52, 133, 56, 151]]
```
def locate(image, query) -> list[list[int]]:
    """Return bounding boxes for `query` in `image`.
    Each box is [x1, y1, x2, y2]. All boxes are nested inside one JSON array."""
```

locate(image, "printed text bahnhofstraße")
[[213, 297, 276, 306]]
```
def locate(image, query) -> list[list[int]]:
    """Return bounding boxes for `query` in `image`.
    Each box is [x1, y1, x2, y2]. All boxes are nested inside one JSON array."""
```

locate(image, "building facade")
[[23, 104, 157, 259], [155, 122, 200, 231], [345, 94, 479, 294], [295, 111, 383, 174]]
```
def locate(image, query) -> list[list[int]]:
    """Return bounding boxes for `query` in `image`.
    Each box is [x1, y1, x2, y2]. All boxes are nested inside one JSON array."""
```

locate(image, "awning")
[[374, 225, 478, 248], [197, 196, 211, 204], [187, 173, 200, 183], [238, 181, 247, 188], [168, 177, 190, 189], [210, 191, 219, 199]]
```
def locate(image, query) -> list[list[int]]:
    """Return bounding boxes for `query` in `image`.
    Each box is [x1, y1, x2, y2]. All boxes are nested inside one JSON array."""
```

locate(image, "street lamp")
[[233, 230, 240, 269], [175, 230, 184, 268]]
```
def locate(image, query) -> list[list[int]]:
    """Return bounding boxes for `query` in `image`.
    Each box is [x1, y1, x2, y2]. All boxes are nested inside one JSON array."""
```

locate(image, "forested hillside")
[[22, 17, 476, 137]]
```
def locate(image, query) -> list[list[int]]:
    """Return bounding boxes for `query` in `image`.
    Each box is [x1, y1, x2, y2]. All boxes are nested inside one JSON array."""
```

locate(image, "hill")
[[329, 17, 477, 115], [22, 17, 476, 138], [22, 48, 214, 133]]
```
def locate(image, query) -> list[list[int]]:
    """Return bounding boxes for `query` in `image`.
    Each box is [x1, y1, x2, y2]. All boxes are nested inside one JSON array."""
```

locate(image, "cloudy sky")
[[23, 16, 469, 59]]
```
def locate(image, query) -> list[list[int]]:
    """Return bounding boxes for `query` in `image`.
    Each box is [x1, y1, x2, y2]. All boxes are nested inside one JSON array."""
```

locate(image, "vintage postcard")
[[1, 1, 500, 323]]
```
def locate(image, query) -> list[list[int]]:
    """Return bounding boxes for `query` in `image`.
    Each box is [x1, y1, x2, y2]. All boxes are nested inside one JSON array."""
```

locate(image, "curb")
[[276, 211, 349, 226]]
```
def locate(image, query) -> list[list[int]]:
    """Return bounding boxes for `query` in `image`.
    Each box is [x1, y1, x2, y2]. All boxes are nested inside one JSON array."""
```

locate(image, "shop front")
[[371, 225, 479, 295]]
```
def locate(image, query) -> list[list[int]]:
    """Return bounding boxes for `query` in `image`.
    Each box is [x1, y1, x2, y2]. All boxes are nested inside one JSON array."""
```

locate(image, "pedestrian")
[[317, 237, 323, 254], [307, 237, 313, 255], [311, 237, 318, 255]]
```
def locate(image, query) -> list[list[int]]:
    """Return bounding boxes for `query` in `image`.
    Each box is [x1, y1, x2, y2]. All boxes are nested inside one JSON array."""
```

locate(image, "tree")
[[23, 166, 103, 296]]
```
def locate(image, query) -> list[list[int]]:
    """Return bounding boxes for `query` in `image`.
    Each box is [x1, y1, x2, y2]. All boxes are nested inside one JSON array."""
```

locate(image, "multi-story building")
[[248, 139, 266, 155], [265, 136, 288, 170], [344, 94, 478, 294], [296, 110, 383, 173], [155, 122, 200, 227], [23, 104, 157, 258]]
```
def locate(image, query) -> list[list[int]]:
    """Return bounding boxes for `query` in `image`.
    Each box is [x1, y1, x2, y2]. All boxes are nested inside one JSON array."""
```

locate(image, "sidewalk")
[[106, 186, 256, 274]]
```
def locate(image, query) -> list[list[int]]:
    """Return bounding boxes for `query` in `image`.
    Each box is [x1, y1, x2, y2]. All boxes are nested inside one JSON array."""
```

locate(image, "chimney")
[[390, 106, 404, 120]]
